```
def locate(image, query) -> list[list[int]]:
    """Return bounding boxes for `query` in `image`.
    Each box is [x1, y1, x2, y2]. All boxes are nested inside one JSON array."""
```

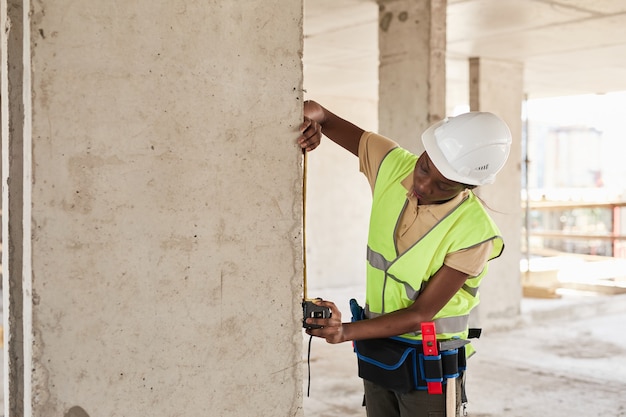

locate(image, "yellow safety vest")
[[365, 147, 504, 341]]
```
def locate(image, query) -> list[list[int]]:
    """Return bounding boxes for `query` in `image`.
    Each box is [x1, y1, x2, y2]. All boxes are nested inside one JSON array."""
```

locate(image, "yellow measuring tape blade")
[[302, 150, 309, 301]]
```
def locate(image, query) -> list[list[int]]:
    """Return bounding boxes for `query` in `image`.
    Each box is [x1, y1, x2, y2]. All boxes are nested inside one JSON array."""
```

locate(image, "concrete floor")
[[303, 288, 626, 417]]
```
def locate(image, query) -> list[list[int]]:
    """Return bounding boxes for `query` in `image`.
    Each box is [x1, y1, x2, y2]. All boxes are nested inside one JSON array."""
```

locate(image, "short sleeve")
[[358, 132, 399, 192], [443, 240, 494, 277]]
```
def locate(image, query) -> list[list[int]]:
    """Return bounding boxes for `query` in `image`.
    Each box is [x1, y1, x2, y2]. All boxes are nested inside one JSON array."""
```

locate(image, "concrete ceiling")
[[304, 0, 626, 107]]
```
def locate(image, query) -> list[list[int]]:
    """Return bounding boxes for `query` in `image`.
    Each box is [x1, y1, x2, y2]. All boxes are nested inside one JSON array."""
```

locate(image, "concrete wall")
[[3, 1, 305, 416]]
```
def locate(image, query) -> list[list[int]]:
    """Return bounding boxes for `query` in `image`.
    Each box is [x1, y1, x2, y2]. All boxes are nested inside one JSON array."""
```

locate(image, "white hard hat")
[[421, 112, 512, 186]]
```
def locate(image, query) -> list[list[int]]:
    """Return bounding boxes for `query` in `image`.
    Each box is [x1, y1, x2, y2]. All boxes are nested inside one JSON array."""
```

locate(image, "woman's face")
[[411, 152, 467, 205]]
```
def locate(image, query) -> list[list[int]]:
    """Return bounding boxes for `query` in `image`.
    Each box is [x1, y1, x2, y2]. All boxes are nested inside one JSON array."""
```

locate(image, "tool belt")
[[350, 298, 467, 394], [354, 336, 466, 394]]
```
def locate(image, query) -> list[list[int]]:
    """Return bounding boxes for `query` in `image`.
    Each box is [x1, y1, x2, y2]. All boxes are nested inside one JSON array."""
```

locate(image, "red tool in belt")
[[422, 321, 458, 416], [421, 321, 442, 395]]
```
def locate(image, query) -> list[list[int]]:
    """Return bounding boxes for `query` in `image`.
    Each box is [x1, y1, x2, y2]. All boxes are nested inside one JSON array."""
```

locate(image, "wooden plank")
[[522, 285, 561, 299]]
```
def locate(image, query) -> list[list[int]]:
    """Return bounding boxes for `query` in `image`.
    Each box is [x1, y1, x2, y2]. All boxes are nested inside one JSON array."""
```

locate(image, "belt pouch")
[[354, 338, 418, 393], [441, 349, 459, 379], [457, 345, 467, 371], [420, 353, 443, 385]]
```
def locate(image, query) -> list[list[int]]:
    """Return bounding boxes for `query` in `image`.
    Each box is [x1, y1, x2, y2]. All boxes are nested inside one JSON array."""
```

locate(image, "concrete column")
[[469, 57, 524, 330], [2, 1, 26, 415], [378, 0, 446, 154], [4, 1, 305, 416]]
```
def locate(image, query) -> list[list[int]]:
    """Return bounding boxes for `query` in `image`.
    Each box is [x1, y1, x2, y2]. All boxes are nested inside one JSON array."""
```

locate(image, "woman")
[[298, 100, 512, 417]]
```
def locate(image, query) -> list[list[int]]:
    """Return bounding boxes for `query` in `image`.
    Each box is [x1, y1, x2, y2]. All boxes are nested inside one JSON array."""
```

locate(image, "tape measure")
[[302, 149, 310, 301]]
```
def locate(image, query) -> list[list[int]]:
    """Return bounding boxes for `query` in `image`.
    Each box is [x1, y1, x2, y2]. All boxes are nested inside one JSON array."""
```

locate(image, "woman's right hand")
[[305, 300, 346, 344]]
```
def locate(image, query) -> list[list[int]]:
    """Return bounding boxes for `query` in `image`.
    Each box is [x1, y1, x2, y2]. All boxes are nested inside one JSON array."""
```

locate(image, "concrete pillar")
[[378, 0, 446, 154], [2, 1, 26, 415], [469, 57, 524, 330], [3, 1, 305, 416]]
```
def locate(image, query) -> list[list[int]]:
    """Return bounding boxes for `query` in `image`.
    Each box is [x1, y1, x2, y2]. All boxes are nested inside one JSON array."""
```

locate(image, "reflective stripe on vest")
[[367, 246, 481, 300]]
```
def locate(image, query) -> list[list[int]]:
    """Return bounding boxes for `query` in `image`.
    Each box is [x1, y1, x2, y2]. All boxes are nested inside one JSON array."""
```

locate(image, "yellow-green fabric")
[[365, 147, 504, 341]]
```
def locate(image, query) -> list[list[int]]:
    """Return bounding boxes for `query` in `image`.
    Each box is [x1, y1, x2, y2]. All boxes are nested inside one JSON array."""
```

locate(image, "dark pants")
[[363, 376, 463, 417]]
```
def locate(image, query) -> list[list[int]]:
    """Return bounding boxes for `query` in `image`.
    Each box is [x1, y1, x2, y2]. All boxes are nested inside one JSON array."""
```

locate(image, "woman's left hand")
[[298, 116, 323, 152]]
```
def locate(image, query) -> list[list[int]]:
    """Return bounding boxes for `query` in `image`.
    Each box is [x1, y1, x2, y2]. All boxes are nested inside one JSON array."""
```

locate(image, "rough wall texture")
[[21, 1, 304, 416], [2, 1, 26, 415]]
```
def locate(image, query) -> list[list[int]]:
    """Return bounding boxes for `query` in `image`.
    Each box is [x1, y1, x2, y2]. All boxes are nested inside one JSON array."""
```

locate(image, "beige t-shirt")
[[358, 131, 493, 277]]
